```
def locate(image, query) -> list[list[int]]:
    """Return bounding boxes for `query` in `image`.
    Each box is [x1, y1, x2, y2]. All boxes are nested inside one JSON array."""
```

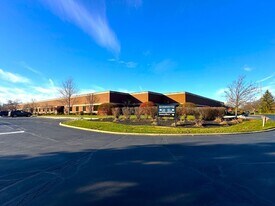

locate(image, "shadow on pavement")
[[1, 141, 275, 206]]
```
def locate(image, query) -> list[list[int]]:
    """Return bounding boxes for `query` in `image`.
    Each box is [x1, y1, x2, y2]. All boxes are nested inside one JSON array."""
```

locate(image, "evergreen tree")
[[260, 90, 274, 113]]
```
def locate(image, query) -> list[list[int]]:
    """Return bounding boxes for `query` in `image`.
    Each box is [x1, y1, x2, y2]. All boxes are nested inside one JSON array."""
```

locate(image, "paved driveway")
[[0, 117, 275, 206]]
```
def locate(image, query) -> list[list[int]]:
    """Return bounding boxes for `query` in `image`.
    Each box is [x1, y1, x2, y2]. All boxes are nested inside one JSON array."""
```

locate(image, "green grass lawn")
[[62, 119, 275, 134], [40, 114, 113, 119]]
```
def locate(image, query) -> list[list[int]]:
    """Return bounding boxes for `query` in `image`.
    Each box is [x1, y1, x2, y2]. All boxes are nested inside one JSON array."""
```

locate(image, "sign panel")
[[158, 105, 176, 117]]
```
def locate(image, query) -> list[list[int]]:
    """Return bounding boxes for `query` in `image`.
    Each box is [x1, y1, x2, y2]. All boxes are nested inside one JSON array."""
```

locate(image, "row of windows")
[[32, 105, 98, 113], [70, 106, 87, 112]]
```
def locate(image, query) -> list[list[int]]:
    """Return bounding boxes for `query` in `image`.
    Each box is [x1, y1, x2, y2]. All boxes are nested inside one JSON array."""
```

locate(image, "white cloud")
[[216, 88, 228, 96], [243, 66, 252, 72], [33, 86, 55, 94], [214, 88, 229, 102], [20, 61, 43, 76], [257, 74, 275, 83], [43, 0, 120, 54], [124, 61, 137, 68], [261, 85, 275, 96], [108, 58, 138, 68], [79, 89, 96, 95], [0, 76, 60, 103], [151, 59, 177, 72], [49, 79, 55, 87], [0, 68, 30, 83], [92, 85, 105, 91], [117, 88, 133, 93], [0, 85, 58, 103]]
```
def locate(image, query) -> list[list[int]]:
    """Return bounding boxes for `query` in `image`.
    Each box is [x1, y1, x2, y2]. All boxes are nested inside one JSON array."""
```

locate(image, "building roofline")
[[23, 90, 131, 104], [19, 90, 223, 105], [164, 91, 186, 95], [184, 91, 224, 104], [131, 91, 164, 95]]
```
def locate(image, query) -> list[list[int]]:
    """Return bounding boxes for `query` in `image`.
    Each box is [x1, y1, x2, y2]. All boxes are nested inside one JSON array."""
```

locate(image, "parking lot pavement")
[[0, 118, 25, 135], [1, 117, 275, 205]]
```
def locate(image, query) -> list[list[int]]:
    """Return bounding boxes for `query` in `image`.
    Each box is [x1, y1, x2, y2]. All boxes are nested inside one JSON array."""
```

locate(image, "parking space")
[[0, 118, 25, 135]]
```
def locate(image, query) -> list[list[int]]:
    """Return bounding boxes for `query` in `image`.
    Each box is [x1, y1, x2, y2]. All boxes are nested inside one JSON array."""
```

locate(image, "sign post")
[[157, 105, 177, 126]]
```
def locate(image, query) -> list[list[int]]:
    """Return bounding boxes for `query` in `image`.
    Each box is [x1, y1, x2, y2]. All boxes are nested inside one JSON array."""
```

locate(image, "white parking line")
[[0, 131, 25, 135]]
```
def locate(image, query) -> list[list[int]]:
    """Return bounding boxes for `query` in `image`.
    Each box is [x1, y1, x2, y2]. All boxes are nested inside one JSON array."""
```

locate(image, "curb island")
[[59, 122, 275, 136]]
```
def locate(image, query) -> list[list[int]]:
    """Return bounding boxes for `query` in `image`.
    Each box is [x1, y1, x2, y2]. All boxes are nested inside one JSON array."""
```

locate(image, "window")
[[76, 106, 79, 112], [93, 105, 99, 111], [70, 107, 72, 111], [83, 106, 86, 111]]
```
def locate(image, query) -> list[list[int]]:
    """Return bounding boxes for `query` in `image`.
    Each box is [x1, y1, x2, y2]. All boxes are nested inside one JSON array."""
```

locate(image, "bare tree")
[[242, 100, 260, 114], [58, 78, 78, 115], [4, 100, 20, 111], [30, 99, 36, 114], [225, 76, 259, 116], [85, 93, 99, 114]]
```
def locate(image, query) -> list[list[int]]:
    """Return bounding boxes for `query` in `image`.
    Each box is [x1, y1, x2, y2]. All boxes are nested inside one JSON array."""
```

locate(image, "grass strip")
[[63, 119, 275, 134]]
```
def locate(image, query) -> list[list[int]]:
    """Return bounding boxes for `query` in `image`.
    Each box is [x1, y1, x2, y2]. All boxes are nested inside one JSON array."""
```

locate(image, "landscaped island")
[[50, 103, 275, 134], [62, 116, 275, 135]]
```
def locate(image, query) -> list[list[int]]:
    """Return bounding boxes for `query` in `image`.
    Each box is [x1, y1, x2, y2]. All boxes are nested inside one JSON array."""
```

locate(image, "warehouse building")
[[19, 90, 224, 114]]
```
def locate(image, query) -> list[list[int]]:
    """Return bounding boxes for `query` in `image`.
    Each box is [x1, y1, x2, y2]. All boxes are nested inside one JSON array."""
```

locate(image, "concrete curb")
[[39, 116, 96, 120], [59, 122, 275, 136]]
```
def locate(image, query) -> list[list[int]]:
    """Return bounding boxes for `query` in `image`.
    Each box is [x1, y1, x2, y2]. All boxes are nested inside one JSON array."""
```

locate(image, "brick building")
[[19, 90, 224, 114]]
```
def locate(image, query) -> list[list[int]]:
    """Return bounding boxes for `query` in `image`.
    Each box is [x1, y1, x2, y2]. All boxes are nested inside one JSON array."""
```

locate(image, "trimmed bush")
[[181, 102, 196, 108], [122, 107, 131, 120], [149, 106, 158, 120], [140, 101, 155, 108], [98, 103, 115, 115], [140, 101, 155, 118], [112, 107, 121, 120], [176, 106, 183, 116], [134, 107, 143, 121], [197, 107, 226, 121]]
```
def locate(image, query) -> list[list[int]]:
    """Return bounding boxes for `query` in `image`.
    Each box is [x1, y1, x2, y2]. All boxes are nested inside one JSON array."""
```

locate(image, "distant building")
[[19, 90, 224, 114]]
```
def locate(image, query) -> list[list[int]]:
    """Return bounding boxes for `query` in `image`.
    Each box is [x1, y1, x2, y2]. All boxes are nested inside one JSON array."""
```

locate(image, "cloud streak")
[[151, 59, 177, 73], [0, 68, 30, 83], [20, 61, 43, 76], [257, 74, 275, 83], [243, 66, 252, 72], [44, 0, 120, 54], [108, 58, 138, 68]]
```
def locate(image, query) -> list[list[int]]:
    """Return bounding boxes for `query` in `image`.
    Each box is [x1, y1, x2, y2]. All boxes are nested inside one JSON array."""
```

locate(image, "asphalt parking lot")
[[1, 117, 275, 206]]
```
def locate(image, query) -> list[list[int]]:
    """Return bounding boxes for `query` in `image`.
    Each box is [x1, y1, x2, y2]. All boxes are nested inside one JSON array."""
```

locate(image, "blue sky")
[[0, 0, 275, 103]]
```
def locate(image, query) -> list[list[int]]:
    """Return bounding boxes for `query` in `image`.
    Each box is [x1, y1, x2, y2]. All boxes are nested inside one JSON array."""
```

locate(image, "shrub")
[[197, 107, 226, 121], [181, 102, 196, 108], [214, 117, 222, 123], [176, 106, 183, 117], [122, 107, 131, 120], [140, 101, 155, 118], [215, 107, 226, 118], [198, 107, 214, 121], [149, 106, 158, 120], [134, 107, 143, 121], [112, 107, 121, 120], [193, 108, 203, 127], [140, 101, 155, 108], [98, 103, 115, 115]]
